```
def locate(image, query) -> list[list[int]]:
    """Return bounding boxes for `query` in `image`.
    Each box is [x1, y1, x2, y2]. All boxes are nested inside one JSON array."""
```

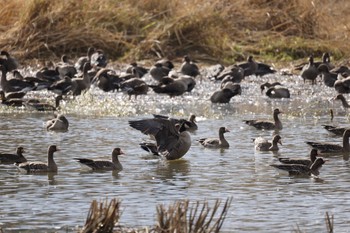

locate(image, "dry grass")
[[81, 198, 121, 233], [155, 198, 232, 233], [1, 0, 350, 64]]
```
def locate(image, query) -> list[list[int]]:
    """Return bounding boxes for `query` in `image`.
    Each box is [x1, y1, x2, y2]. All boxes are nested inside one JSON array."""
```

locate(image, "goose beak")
[[278, 139, 282, 145]]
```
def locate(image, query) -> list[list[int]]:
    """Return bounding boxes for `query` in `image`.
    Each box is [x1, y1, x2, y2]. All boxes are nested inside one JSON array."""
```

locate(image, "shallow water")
[[1, 69, 350, 232]]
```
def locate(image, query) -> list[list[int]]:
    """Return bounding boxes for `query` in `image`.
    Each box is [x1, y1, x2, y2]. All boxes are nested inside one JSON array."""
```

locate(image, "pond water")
[[0, 68, 350, 232]]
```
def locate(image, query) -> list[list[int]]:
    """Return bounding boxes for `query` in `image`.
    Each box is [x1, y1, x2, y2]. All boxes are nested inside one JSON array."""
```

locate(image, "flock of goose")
[[1, 48, 350, 177]]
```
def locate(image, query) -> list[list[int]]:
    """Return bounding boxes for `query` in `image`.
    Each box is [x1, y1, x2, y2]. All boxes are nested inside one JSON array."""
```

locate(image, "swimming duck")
[[244, 108, 283, 130], [270, 157, 326, 176], [278, 149, 319, 167], [15, 145, 59, 173], [129, 116, 191, 160], [306, 129, 350, 154], [322, 125, 347, 136], [46, 114, 69, 131], [254, 134, 282, 151], [300, 56, 319, 84], [74, 148, 124, 171], [198, 127, 230, 148], [180, 55, 200, 77], [0, 147, 27, 164]]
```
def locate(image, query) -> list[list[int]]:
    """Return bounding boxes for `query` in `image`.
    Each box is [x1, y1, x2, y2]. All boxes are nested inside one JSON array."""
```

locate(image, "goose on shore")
[[129, 116, 191, 160], [180, 55, 200, 77], [254, 134, 282, 151], [0, 147, 27, 164], [0, 50, 19, 72], [74, 148, 124, 171], [0, 65, 36, 92], [244, 108, 283, 130], [270, 158, 326, 176], [198, 127, 230, 148], [306, 129, 350, 154], [278, 149, 319, 167], [15, 145, 59, 173]]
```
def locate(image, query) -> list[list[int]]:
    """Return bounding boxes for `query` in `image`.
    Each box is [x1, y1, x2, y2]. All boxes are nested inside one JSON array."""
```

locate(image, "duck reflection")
[[155, 159, 190, 182]]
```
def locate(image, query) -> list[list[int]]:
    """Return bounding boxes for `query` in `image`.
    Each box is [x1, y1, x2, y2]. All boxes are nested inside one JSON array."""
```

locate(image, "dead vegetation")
[[0, 0, 350, 64]]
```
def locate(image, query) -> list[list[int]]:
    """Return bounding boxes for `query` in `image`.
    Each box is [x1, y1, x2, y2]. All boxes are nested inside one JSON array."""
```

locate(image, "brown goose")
[[24, 95, 63, 112], [0, 65, 35, 92], [126, 62, 149, 78], [148, 77, 187, 97], [152, 114, 198, 132], [70, 62, 92, 96], [238, 55, 258, 77], [217, 65, 244, 82], [74, 148, 124, 171], [56, 55, 77, 78], [198, 127, 230, 148], [244, 108, 283, 130], [74, 47, 95, 72], [15, 145, 59, 173], [210, 83, 241, 104], [46, 114, 69, 131], [180, 55, 200, 77], [334, 94, 350, 108], [322, 125, 347, 136], [306, 129, 350, 154], [334, 74, 350, 94], [120, 77, 149, 100], [261, 82, 290, 99], [318, 64, 337, 87], [278, 149, 319, 167], [300, 56, 319, 84], [129, 117, 191, 160], [254, 134, 282, 151], [270, 158, 326, 176], [0, 147, 27, 164], [149, 63, 171, 82], [0, 50, 19, 72]]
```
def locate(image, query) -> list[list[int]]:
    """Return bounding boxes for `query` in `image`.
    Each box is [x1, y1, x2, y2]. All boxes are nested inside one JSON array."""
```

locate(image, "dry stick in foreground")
[[81, 198, 121, 233], [294, 211, 334, 233], [155, 197, 232, 233]]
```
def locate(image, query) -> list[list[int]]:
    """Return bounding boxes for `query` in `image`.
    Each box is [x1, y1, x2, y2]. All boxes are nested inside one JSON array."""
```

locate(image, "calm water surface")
[[1, 70, 350, 232]]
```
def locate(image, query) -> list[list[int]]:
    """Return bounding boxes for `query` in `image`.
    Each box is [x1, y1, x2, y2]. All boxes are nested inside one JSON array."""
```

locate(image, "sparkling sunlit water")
[[0, 68, 349, 232]]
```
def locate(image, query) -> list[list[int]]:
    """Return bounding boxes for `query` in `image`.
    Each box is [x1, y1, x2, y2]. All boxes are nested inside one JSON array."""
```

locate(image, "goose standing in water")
[[46, 114, 69, 131], [198, 127, 230, 148], [129, 116, 191, 160], [244, 108, 283, 130], [278, 149, 319, 167], [74, 148, 124, 171], [306, 129, 350, 154], [270, 158, 326, 176], [318, 64, 337, 87], [0, 147, 27, 164], [24, 95, 63, 112], [210, 83, 241, 103], [15, 145, 59, 173], [254, 134, 282, 151], [0, 65, 35, 93], [119, 77, 149, 100], [300, 56, 319, 84]]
